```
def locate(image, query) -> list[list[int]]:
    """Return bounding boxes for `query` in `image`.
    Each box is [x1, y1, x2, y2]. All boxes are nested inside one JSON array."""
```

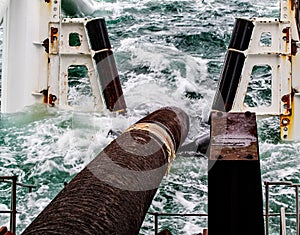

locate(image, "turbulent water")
[[1, 0, 299, 234]]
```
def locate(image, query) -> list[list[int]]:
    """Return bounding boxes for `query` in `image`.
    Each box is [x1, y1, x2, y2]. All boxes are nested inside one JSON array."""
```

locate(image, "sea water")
[[1, 0, 299, 234]]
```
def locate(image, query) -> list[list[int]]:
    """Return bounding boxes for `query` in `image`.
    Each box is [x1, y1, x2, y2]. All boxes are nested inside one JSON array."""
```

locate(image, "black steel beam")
[[208, 112, 265, 235]]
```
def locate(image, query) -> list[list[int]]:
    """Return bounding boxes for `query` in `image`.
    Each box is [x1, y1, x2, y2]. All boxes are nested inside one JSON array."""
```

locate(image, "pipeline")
[[22, 106, 189, 235]]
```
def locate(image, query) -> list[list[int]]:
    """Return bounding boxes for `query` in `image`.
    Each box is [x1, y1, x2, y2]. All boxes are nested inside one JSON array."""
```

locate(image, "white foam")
[[0, 0, 289, 234]]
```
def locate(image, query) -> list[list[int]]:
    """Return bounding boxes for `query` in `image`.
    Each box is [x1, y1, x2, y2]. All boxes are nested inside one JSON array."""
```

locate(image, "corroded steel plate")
[[210, 112, 258, 160]]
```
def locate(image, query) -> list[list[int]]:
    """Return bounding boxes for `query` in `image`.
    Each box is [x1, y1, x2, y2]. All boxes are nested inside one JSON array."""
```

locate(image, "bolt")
[[217, 155, 223, 160], [282, 118, 290, 126], [245, 111, 251, 117], [245, 155, 254, 160]]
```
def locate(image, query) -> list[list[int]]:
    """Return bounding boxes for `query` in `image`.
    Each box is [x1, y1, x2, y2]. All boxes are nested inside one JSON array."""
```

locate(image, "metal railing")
[[0, 176, 36, 234], [0, 177, 297, 234], [264, 181, 300, 235], [149, 181, 300, 234], [148, 212, 208, 235]]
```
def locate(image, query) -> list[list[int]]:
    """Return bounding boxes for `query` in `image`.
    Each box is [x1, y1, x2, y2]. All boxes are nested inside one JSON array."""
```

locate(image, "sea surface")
[[1, 0, 299, 234]]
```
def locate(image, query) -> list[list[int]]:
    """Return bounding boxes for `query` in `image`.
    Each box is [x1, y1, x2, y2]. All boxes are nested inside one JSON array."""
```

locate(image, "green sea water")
[[1, 0, 299, 234]]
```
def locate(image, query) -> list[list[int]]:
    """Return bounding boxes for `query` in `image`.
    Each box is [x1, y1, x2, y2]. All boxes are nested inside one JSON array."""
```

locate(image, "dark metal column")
[[85, 18, 126, 112], [22, 106, 189, 235], [212, 19, 254, 112], [208, 112, 265, 235]]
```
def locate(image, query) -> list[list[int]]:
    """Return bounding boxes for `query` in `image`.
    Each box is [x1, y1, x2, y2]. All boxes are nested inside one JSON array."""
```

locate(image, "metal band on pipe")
[[126, 122, 176, 172]]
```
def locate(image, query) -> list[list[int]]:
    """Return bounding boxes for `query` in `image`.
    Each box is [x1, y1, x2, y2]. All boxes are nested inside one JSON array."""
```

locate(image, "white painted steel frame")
[[1, 0, 104, 113], [231, 0, 300, 140]]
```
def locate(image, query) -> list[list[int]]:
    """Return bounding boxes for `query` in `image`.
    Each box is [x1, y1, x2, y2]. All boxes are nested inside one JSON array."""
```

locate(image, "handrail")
[[150, 181, 300, 234], [0, 178, 36, 193], [0, 175, 17, 234], [148, 212, 208, 235], [0, 176, 36, 234], [264, 181, 300, 235]]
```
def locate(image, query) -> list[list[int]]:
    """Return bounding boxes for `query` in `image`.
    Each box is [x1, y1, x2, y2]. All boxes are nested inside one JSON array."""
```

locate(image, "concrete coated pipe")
[[22, 106, 189, 235]]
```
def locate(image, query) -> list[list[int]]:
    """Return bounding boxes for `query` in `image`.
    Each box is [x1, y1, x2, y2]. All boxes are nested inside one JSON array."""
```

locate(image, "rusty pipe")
[[22, 106, 189, 235]]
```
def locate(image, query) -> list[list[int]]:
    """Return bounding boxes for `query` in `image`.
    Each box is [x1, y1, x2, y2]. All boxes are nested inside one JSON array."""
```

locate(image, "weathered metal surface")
[[208, 112, 264, 235], [230, 19, 291, 116], [1, 0, 121, 112], [22, 107, 189, 235], [60, 18, 90, 54], [210, 111, 258, 160], [48, 17, 106, 111], [50, 27, 59, 54]]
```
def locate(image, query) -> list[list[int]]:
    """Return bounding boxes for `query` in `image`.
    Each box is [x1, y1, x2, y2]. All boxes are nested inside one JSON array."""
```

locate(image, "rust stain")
[[48, 94, 57, 107], [40, 89, 48, 104], [209, 112, 258, 161], [45, 0, 52, 13], [282, 27, 290, 43], [50, 27, 59, 54], [290, 0, 295, 11], [281, 94, 292, 115], [280, 93, 294, 139], [50, 27, 58, 44]]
